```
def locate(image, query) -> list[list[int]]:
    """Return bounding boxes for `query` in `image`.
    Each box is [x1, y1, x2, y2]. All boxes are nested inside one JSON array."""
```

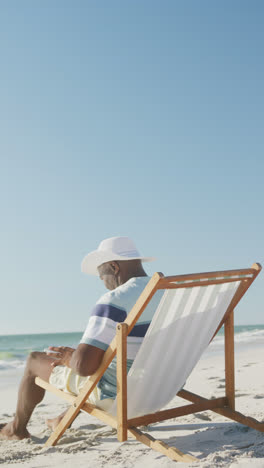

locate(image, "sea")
[[0, 325, 264, 373]]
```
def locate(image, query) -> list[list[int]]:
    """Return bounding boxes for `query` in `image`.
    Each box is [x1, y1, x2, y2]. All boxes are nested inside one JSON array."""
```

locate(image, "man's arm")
[[70, 344, 105, 376], [47, 344, 105, 376]]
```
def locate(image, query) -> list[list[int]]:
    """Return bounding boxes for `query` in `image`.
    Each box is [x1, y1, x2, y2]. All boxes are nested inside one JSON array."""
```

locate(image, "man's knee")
[[26, 351, 45, 373], [28, 351, 44, 361]]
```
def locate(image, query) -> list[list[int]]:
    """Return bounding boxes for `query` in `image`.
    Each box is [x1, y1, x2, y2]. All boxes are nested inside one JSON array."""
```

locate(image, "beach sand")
[[0, 344, 263, 467]]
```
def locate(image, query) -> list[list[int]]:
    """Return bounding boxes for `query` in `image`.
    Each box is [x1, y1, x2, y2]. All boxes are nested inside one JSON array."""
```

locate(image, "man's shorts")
[[49, 365, 114, 411]]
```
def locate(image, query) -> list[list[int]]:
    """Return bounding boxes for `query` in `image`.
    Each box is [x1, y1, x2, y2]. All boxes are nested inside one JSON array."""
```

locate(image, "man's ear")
[[110, 261, 120, 275]]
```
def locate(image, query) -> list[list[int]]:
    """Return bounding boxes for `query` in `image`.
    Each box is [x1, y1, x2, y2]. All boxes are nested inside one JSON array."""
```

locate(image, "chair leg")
[[128, 427, 197, 462], [116, 323, 128, 442], [179, 389, 264, 433], [225, 310, 235, 410], [45, 405, 80, 447]]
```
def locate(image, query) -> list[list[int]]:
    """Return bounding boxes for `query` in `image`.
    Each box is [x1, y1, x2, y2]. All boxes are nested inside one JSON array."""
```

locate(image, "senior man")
[[0, 236, 160, 440]]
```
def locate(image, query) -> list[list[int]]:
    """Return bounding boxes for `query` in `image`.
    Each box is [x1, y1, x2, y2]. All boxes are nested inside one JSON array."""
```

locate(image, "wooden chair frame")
[[36, 263, 263, 463]]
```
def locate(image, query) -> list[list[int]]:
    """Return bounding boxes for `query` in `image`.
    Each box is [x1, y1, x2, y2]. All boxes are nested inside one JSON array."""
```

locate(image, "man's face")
[[97, 262, 119, 290]]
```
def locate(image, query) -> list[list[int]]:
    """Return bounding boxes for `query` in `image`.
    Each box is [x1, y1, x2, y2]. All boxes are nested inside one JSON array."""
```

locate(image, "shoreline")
[[1, 338, 263, 388]]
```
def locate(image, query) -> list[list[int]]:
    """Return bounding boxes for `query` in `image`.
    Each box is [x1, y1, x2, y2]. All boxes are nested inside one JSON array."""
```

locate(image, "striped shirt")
[[80, 276, 161, 399]]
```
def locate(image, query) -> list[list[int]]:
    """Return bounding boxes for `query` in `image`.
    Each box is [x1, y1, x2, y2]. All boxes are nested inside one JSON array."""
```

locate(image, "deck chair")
[[36, 263, 263, 463]]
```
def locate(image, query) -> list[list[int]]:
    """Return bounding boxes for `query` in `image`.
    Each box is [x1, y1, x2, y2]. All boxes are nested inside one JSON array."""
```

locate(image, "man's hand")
[[46, 343, 105, 376], [46, 346, 75, 368]]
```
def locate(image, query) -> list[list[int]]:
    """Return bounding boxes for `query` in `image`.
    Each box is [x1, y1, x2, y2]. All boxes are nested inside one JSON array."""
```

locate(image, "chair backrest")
[[111, 268, 258, 418]]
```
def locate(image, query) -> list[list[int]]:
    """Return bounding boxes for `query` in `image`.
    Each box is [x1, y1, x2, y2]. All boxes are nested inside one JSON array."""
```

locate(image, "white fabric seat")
[[112, 280, 240, 418]]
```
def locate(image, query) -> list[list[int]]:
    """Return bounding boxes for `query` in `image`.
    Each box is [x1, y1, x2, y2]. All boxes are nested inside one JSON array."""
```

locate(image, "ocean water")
[[0, 325, 264, 372], [0, 332, 82, 372], [206, 324, 264, 355]]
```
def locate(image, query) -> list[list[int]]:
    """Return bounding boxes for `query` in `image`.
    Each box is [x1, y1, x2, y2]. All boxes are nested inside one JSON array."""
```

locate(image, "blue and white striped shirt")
[[80, 276, 161, 399]]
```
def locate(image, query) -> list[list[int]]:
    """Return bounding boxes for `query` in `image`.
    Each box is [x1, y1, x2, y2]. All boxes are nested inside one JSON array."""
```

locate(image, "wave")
[[0, 359, 26, 371], [210, 328, 264, 347], [0, 351, 28, 371], [0, 327, 263, 371]]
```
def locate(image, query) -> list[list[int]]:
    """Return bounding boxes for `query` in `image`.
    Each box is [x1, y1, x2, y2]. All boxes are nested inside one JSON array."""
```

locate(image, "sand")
[[0, 344, 263, 467]]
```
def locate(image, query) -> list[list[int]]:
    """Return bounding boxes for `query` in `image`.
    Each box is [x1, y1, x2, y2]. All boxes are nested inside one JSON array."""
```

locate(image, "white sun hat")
[[81, 236, 156, 276]]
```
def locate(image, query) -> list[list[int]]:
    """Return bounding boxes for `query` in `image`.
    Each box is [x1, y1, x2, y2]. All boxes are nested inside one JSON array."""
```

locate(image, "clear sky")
[[0, 1, 263, 335]]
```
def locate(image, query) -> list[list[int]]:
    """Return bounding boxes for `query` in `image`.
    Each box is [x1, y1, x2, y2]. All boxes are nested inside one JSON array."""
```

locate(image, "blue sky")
[[0, 1, 263, 334]]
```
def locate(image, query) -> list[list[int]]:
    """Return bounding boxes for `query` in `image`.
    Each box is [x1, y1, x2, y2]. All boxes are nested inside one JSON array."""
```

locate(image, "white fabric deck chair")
[[36, 263, 263, 463]]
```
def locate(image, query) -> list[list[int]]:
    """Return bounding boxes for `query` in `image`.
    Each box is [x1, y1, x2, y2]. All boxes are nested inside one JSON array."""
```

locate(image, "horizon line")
[[1, 323, 264, 337]]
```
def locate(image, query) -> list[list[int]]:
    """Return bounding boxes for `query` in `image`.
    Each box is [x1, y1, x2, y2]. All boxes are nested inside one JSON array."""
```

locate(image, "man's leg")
[[0, 351, 55, 440], [46, 409, 68, 431]]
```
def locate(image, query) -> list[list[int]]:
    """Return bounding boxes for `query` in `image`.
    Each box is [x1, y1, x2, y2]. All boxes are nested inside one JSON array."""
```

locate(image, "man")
[[0, 236, 159, 440]]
